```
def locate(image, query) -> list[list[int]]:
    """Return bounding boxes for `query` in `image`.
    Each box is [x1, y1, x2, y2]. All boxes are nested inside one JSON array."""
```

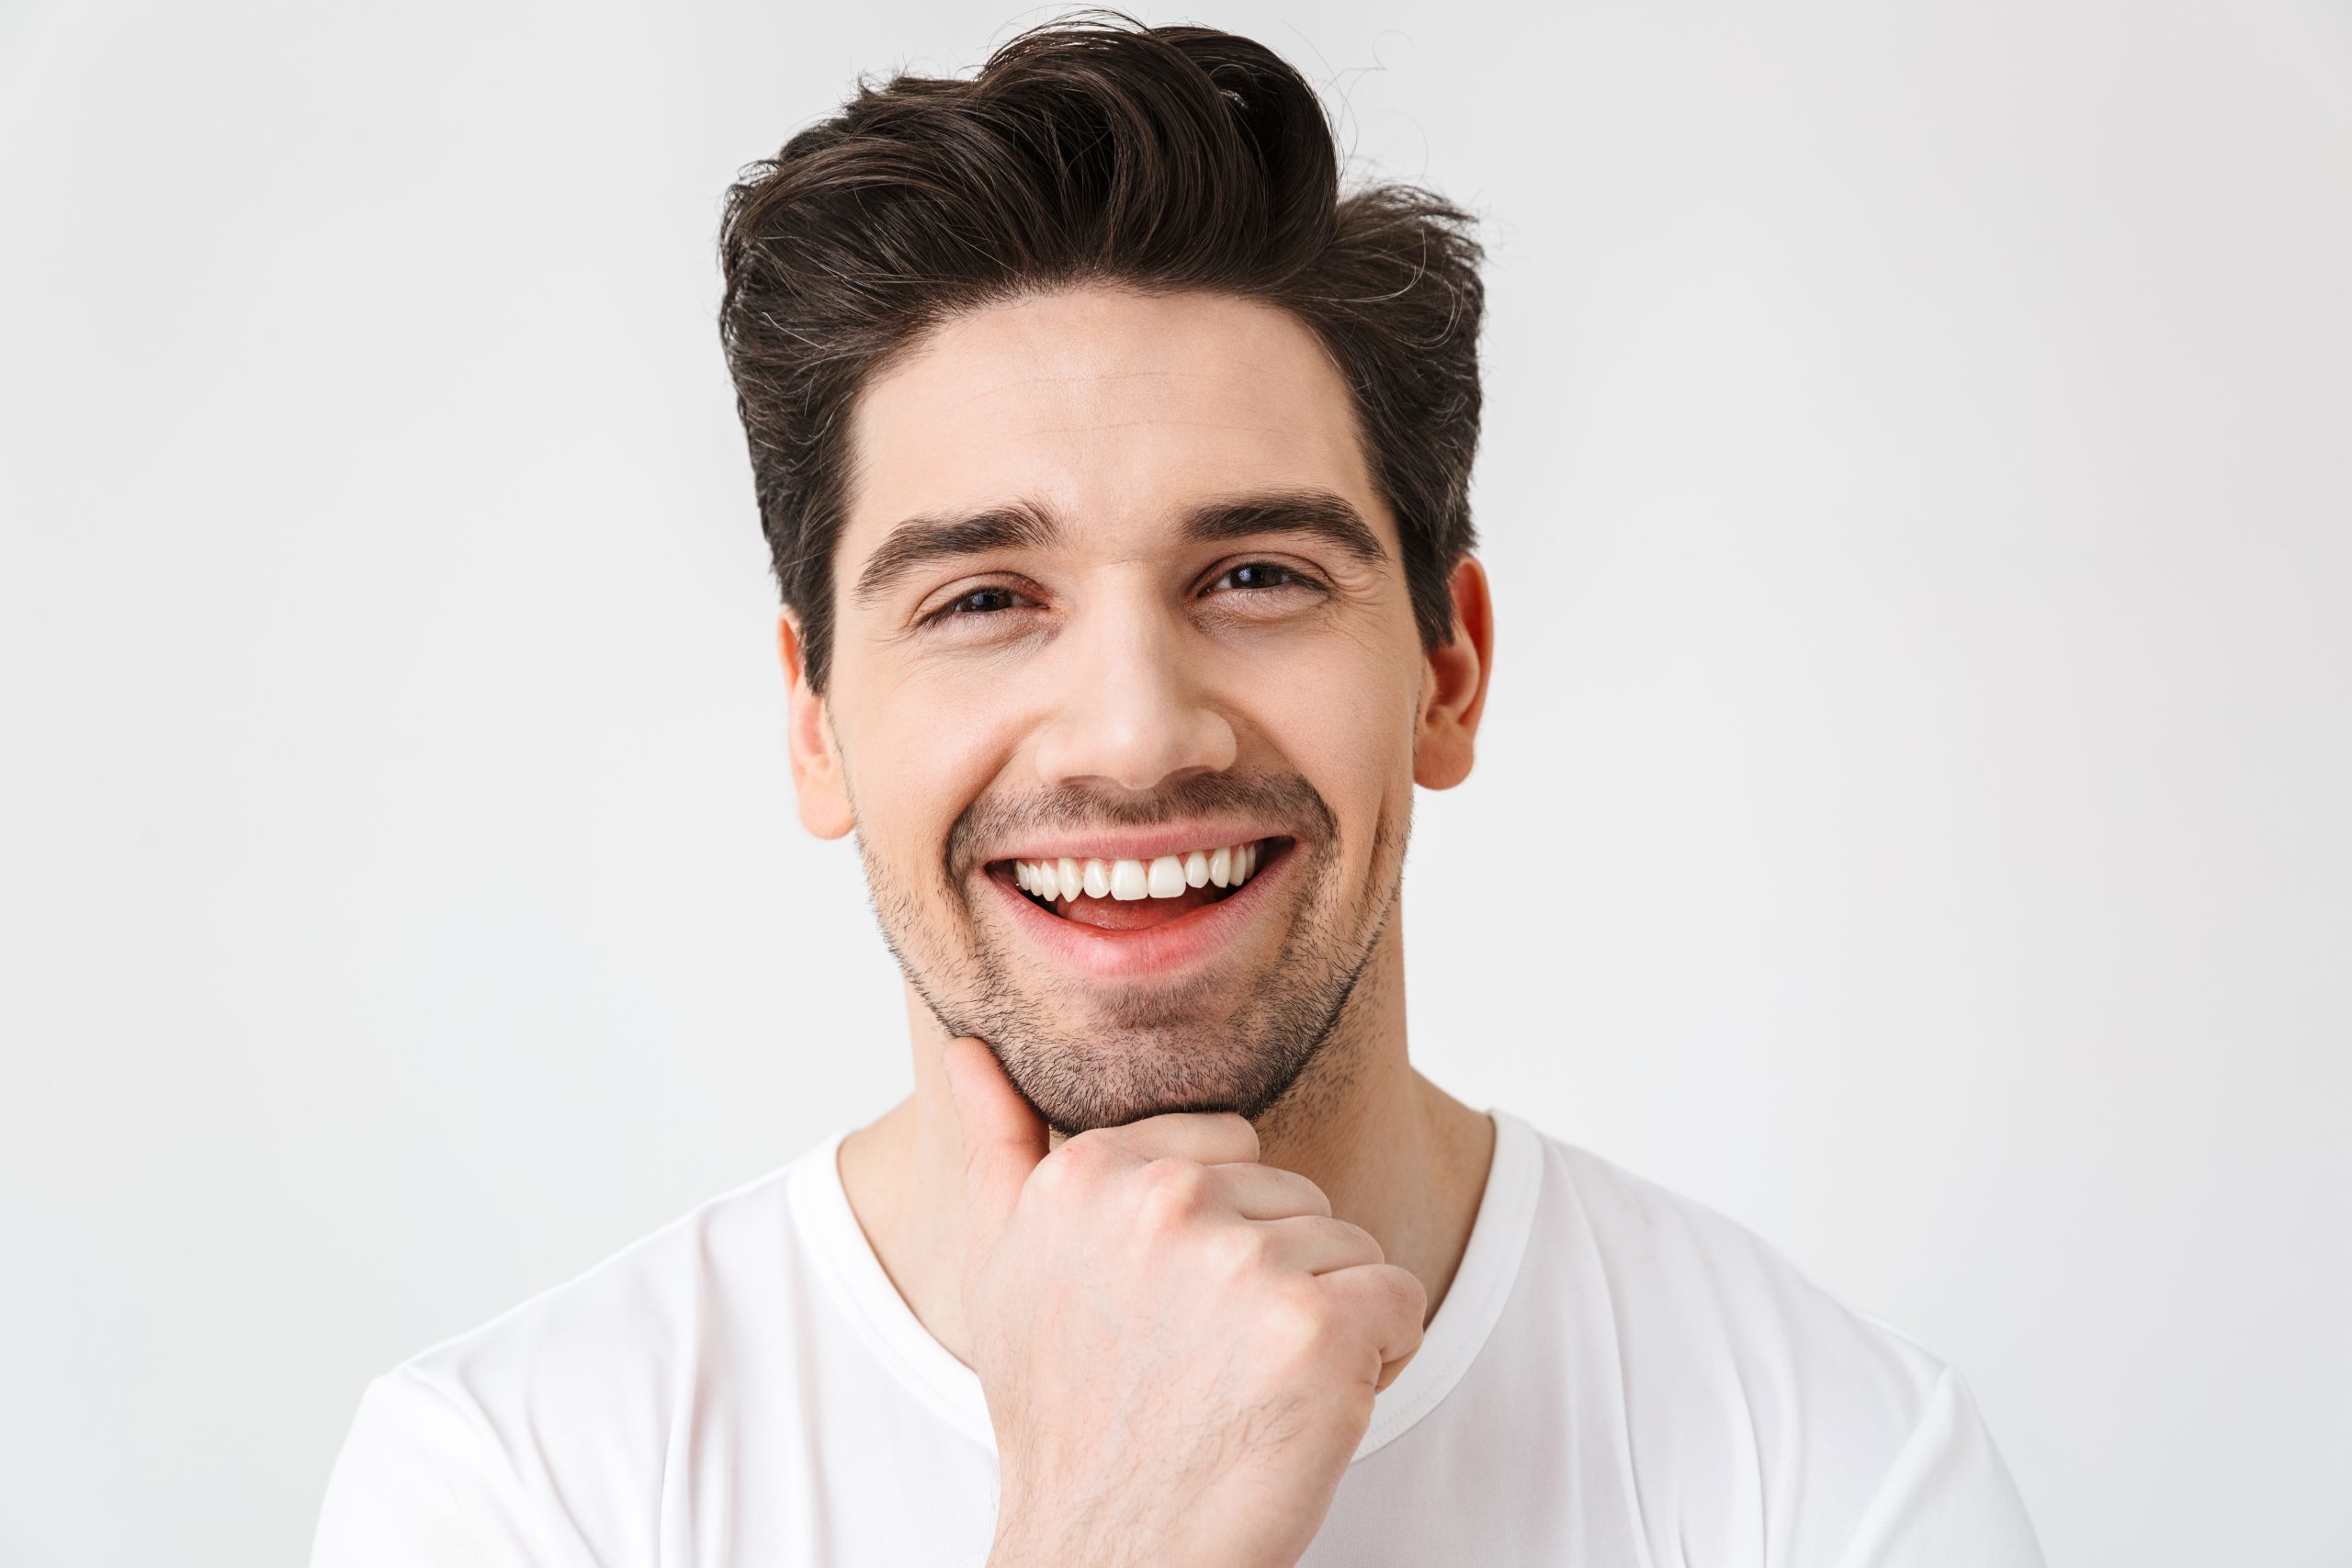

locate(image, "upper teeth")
[[1012, 841, 1262, 903]]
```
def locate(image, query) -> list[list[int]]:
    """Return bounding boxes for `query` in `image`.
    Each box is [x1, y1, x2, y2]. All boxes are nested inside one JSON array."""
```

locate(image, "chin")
[[980, 1008, 1328, 1134]]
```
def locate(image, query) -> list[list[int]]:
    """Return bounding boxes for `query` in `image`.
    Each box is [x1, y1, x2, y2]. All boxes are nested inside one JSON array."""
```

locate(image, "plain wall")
[[4, 1, 2347, 1563]]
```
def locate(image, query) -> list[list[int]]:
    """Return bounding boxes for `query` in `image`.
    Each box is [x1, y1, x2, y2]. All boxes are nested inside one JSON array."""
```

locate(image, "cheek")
[[1231, 635, 1420, 829], [834, 672, 1012, 876], [1288, 622, 1419, 740]]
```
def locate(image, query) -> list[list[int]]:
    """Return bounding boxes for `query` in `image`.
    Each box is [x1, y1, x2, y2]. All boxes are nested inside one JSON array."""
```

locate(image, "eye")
[[1206, 561, 1319, 594], [923, 584, 1035, 626]]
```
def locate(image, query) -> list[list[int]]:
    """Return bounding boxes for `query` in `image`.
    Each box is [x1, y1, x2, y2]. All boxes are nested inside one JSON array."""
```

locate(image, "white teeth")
[[1013, 842, 1265, 904]]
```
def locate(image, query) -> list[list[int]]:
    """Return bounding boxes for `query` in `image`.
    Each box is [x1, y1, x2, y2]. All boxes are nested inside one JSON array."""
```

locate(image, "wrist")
[[989, 1501, 1129, 1568]]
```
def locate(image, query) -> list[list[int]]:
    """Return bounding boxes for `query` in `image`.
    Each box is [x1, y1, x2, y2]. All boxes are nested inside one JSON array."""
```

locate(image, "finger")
[[1253, 1214, 1384, 1275], [940, 1037, 1047, 1259], [1374, 1348, 1419, 1394], [1088, 1108, 1260, 1167], [1314, 1262, 1428, 1376], [1204, 1163, 1332, 1221]]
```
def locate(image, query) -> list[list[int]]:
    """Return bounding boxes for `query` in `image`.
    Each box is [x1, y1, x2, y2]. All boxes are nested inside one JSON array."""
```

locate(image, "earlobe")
[[1412, 557, 1495, 792], [777, 613, 855, 840]]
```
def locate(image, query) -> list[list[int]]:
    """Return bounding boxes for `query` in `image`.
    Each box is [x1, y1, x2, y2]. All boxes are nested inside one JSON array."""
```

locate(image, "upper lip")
[[977, 823, 1292, 867]]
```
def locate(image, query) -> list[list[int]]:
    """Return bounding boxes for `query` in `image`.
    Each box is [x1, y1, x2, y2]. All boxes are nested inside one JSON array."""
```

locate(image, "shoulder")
[[1530, 1130, 1950, 1410], [1508, 1122, 2044, 1564], [397, 1154, 807, 1430], [311, 1148, 829, 1567]]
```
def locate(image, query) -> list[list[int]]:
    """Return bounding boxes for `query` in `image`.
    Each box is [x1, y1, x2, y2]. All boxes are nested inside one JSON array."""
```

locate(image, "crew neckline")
[[787, 1106, 1544, 1462]]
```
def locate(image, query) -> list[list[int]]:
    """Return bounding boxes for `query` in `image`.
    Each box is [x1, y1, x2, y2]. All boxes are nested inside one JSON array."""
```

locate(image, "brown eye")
[[1212, 562, 1315, 593], [921, 583, 1042, 629]]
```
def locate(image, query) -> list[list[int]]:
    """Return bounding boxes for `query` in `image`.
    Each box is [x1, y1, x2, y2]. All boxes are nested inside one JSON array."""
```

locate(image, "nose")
[[1029, 601, 1238, 793]]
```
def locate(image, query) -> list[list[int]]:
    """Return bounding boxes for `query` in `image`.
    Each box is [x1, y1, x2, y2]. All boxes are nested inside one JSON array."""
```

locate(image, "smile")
[[981, 835, 1295, 975], [1014, 840, 1261, 905]]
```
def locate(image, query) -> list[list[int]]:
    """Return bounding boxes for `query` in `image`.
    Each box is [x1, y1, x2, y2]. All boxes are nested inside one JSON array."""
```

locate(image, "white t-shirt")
[[311, 1111, 2043, 1566]]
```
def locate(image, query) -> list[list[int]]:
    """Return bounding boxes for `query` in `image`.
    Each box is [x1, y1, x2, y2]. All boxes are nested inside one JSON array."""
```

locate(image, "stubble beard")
[[852, 776, 1409, 1136]]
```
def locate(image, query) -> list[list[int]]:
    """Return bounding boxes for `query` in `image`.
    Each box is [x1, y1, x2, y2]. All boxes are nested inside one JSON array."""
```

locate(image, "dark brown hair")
[[717, 13, 1484, 694]]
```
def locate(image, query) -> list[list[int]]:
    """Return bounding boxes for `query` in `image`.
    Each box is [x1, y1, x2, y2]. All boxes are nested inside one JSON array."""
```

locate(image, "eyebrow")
[[851, 488, 1388, 606]]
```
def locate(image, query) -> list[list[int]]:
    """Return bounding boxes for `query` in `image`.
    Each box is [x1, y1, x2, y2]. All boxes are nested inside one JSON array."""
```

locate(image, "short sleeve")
[[1832, 1368, 2045, 1568], [309, 1370, 550, 1568]]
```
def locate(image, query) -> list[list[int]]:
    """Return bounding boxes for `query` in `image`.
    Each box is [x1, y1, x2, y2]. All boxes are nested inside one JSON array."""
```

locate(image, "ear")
[[1413, 556, 1494, 791], [777, 611, 854, 840]]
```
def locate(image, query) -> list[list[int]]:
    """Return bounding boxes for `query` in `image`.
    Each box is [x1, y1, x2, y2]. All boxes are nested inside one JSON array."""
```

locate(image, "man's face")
[[794, 287, 1461, 1134]]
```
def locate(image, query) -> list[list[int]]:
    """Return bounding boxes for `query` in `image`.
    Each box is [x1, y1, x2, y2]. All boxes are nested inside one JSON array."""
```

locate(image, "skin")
[[777, 286, 1498, 1565]]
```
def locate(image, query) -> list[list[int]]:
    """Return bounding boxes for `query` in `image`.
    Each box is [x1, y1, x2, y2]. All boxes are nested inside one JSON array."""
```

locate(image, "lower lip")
[[983, 844, 1294, 980]]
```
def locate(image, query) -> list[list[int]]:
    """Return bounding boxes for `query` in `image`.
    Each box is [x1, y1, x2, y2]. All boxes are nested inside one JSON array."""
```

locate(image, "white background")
[[4, 2, 2347, 1563]]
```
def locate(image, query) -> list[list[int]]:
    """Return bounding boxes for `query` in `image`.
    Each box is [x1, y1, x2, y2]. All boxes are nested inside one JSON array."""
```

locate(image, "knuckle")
[[1134, 1157, 1210, 1224], [1379, 1265, 1429, 1332], [1137, 1155, 1206, 1198], [1260, 1285, 1336, 1364], [1335, 1219, 1385, 1265], [1027, 1151, 1071, 1197], [1031, 1144, 1096, 1201], [1053, 1131, 1114, 1179], [1209, 1223, 1272, 1277]]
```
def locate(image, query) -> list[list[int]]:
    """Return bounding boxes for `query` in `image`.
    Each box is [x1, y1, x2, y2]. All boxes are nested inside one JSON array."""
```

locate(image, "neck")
[[834, 908, 1497, 1367]]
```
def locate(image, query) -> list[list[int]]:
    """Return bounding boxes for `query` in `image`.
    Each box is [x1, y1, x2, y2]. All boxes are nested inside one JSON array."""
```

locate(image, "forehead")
[[841, 288, 1391, 570]]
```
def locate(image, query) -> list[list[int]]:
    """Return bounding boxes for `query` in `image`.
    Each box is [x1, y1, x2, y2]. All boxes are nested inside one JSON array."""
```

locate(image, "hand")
[[944, 1037, 1426, 1568]]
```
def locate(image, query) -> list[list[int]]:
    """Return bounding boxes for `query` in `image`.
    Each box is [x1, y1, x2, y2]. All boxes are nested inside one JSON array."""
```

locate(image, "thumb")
[[940, 1037, 1047, 1261]]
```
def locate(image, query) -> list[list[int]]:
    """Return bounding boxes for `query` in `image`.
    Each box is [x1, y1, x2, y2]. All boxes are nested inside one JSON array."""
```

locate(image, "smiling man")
[[311, 17, 2042, 1567], [816, 283, 1471, 1145]]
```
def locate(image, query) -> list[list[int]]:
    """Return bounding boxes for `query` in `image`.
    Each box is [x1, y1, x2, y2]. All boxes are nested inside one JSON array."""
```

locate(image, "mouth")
[[990, 837, 1285, 930], [978, 835, 1296, 978]]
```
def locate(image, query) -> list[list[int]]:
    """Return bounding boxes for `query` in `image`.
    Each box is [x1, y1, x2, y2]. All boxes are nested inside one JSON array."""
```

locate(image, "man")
[[313, 17, 2042, 1565]]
